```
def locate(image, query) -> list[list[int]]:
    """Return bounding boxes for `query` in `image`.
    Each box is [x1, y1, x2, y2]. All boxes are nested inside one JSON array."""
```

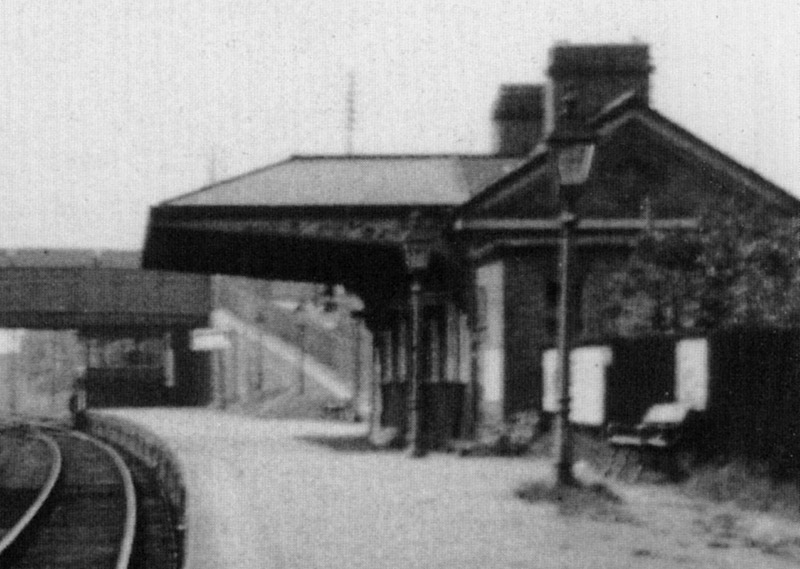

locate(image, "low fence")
[[607, 329, 800, 465], [704, 327, 800, 466], [553, 326, 800, 471], [85, 412, 187, 561]]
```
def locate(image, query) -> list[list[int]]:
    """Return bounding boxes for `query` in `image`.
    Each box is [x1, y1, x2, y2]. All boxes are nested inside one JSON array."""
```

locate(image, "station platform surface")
[[102, 409, 800, 569]]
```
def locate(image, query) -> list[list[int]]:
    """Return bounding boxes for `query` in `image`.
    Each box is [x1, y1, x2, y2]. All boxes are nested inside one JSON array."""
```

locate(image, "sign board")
[[676, 338, 708, 410], [570, 346, 612, 426], [542, 345, 613, 425], [191, 328, 230, 351], [0, 330, 23, 354]]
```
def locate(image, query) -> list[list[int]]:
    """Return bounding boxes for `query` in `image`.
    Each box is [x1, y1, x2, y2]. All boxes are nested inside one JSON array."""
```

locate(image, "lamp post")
[[293, 298, 327, 396], [550, 132, 595, 486], [351, 310, 364, 422], [295, 302, 310, 395]]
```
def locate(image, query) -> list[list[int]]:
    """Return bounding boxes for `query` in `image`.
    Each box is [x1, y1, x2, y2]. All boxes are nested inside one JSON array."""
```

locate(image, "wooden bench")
[[605, 402, 694, 481], [607, 402, 693, 449]]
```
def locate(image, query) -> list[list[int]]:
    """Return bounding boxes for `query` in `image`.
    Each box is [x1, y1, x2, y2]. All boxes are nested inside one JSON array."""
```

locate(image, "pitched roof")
[[163, 154, 524, 208], [458, 97, 800, 219], [594, 102, 800, 212]]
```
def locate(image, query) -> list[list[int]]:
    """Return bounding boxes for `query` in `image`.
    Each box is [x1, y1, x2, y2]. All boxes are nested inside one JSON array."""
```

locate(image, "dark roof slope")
[[163, 155, 524, 208]]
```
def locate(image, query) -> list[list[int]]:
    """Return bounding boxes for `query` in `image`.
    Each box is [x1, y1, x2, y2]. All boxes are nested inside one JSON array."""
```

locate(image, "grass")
[[0, 429, 53, 488], [682, 460, 800, 520], [745, 517, 800, 558], [515, 479, 638, 524]]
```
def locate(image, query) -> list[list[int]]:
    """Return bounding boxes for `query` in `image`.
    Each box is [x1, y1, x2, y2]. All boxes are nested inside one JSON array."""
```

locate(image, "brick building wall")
[[495, 246, 632, 418], [503, 252, 553, 416]]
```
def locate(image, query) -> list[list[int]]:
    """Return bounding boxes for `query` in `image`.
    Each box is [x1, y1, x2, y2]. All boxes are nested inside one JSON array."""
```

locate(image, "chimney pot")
[[547, 43, 653, 132], [492, 84, 545, 156]]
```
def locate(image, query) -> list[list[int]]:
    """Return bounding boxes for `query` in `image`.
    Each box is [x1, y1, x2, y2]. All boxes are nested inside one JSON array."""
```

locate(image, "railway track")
[[117, 444, 182, 569], [0, 426, 136, 568], [0, 428, 62, 554]]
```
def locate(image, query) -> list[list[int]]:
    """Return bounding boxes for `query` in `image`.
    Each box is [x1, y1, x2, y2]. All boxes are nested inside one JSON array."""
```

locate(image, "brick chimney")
[[493, 84, 545, 156], [546, 43, 652, 133]]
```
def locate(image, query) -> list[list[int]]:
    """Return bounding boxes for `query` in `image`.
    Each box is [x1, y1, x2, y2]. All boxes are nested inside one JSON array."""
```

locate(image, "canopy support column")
[[403, 238, 431, 457], [406, 278, 425, 456]]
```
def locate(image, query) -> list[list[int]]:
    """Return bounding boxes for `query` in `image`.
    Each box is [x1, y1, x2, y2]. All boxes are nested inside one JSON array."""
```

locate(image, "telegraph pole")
[[345, 72, 356, 155]]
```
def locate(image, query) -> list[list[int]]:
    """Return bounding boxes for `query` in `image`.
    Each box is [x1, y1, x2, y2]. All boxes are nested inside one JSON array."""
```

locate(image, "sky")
[[1, 0, 799, 250]]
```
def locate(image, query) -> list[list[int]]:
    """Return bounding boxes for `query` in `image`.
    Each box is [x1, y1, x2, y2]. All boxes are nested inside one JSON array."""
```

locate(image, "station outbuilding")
[[143, 43, 800, 444]]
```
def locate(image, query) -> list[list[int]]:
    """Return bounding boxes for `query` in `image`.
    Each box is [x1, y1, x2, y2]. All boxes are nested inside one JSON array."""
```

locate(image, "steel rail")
[[87, 413, 187, 548], [0, 431, 62, 555], [54, 428, 139, 569]]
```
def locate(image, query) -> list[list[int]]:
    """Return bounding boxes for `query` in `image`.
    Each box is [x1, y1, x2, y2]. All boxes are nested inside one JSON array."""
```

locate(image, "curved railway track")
[[0, 426, 137, 569], [0, 429, 62, 554], [116, 444, 182, 569]]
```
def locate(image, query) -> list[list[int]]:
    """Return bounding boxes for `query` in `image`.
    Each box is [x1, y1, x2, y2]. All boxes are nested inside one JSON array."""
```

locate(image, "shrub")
[[475, 411, 541, 456], [515, 479, 636, 523], [684, 460, 800, 519]]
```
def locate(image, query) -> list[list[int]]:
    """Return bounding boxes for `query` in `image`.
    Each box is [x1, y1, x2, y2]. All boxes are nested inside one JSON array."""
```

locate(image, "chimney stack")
[[493, 84, 545, 156], [546, 43, 652, 133]]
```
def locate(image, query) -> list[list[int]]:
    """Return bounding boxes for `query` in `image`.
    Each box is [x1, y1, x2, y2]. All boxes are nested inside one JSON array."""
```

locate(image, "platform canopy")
[[143, 154, 524, 307]]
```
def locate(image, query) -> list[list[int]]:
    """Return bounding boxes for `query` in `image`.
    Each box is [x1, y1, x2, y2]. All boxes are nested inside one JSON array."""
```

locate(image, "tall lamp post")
[[550, 131, 595, 486], [294, 300, 313, 395]]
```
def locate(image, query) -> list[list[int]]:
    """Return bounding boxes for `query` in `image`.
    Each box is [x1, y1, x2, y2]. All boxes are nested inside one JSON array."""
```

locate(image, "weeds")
[[515, 479, 638, 524], [684, 460, 800, 519], [462, 411, 541, 456]]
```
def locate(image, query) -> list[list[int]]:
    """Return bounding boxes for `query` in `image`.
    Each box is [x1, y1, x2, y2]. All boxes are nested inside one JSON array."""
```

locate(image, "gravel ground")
[[104, 409, 800, 569]]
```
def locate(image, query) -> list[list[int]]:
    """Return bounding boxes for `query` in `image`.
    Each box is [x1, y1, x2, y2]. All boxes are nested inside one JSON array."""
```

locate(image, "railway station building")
[[143, 43, 800, 445]]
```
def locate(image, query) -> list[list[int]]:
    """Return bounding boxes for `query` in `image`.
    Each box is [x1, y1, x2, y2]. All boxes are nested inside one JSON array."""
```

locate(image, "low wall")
[[85, 412, 187, 564]]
